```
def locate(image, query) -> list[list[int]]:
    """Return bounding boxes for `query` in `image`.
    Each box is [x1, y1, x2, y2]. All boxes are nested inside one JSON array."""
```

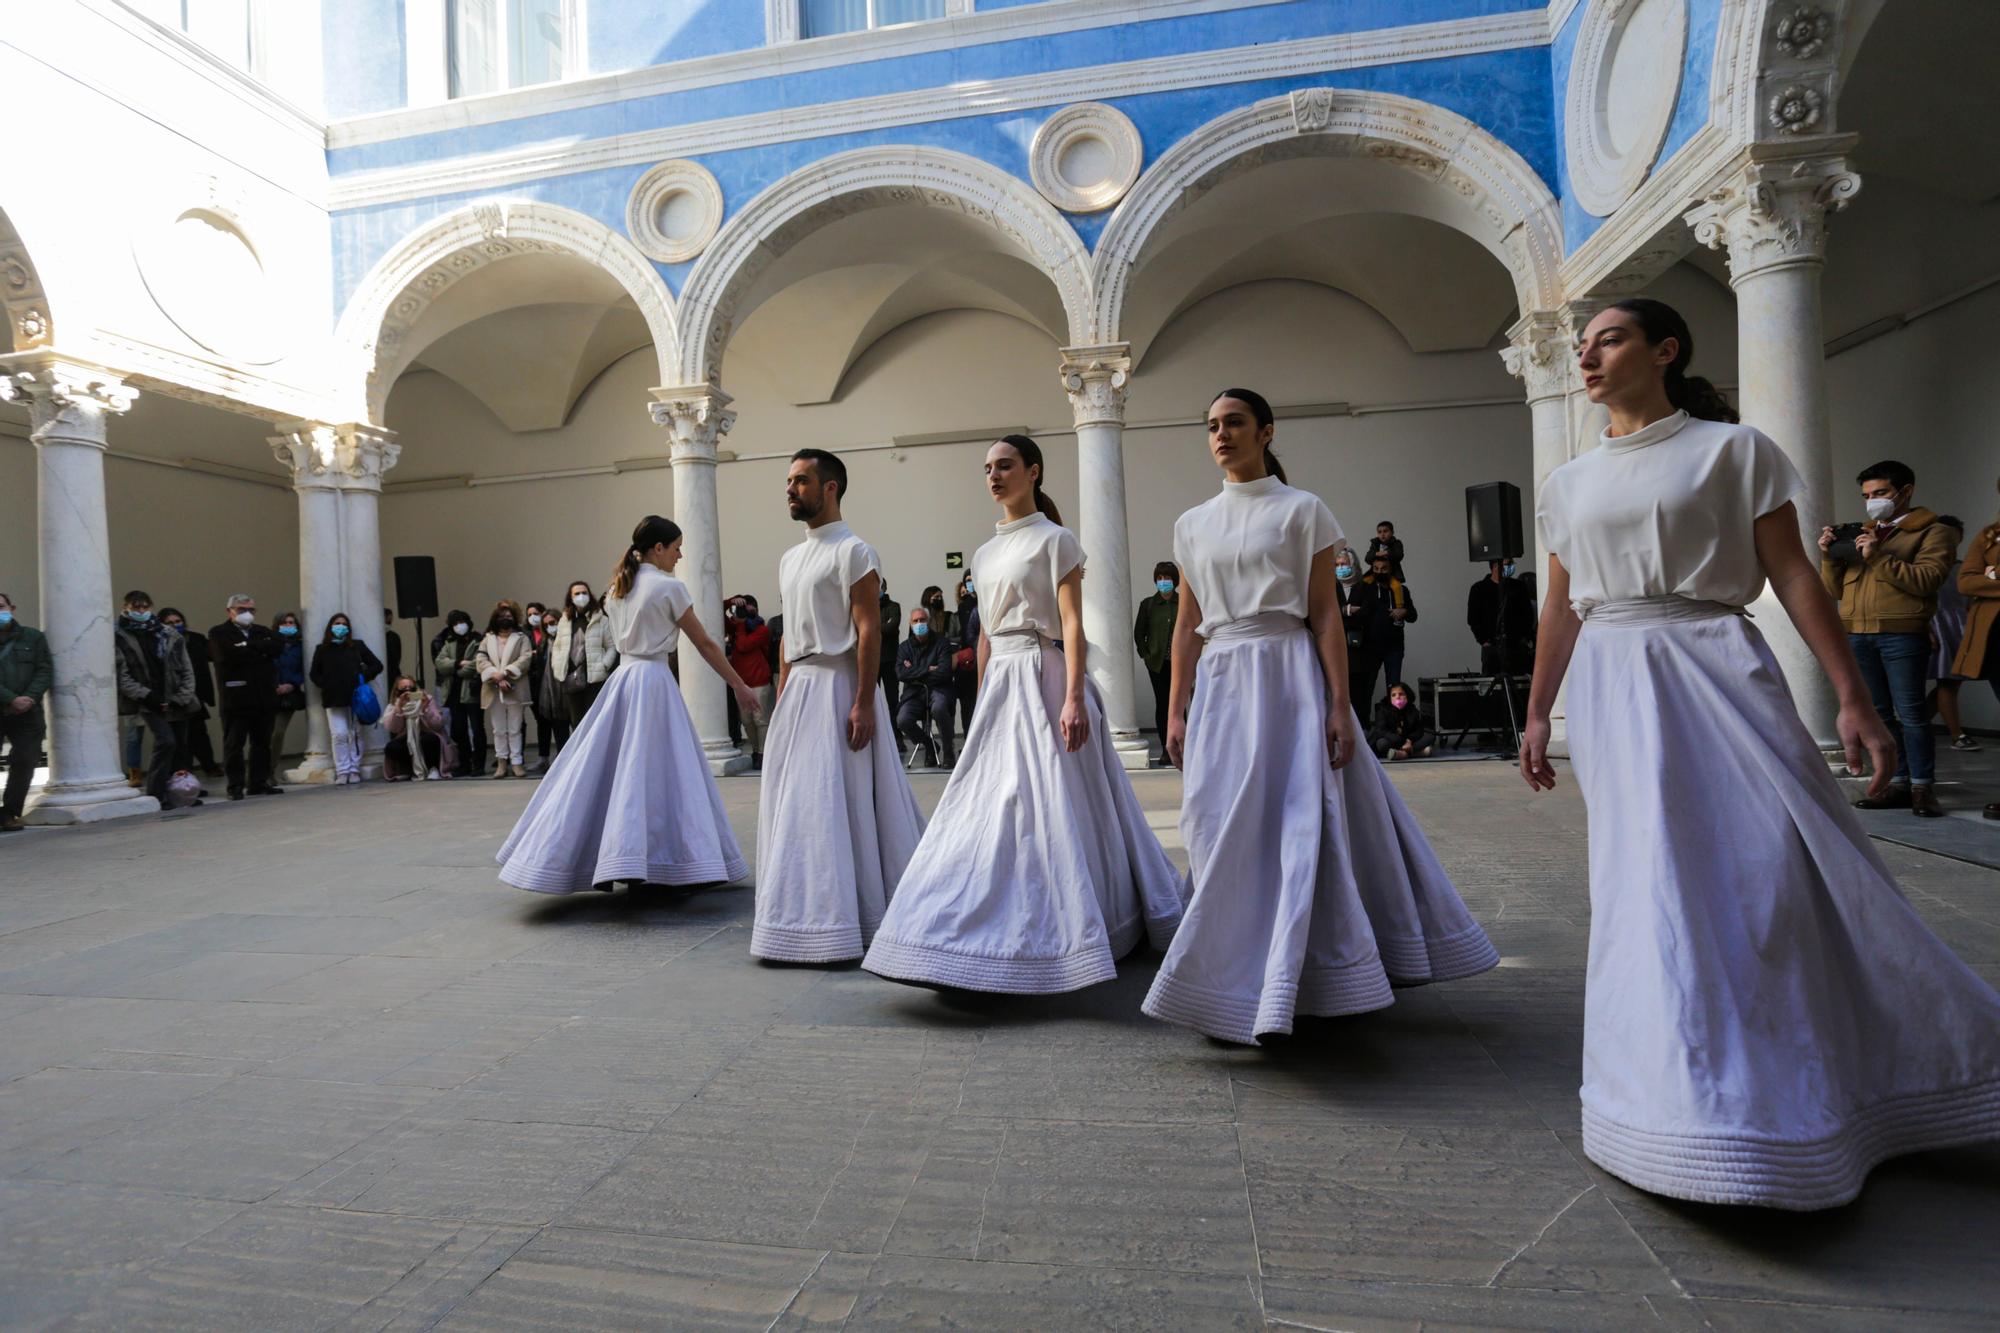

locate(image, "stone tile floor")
[[0, 757, 1996, 1331]]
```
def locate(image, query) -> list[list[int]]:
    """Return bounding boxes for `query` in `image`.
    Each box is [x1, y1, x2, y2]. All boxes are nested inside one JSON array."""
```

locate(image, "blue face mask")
[[1156, 580, 1175, 596], [912, 622, 930, 638], [1501, 563, 1517, 579], [279, 624, 299, 637], [332, 624, 350, 640], [0, 611, 13, 627], [126, 609, 152, 622]]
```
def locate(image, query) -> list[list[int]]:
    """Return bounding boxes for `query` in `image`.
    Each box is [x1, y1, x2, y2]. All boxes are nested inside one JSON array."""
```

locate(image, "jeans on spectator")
[[1849, 631, 1934, 784], [327, 705, 362, 780], [122, 716, 144, 770], [2, 707, 45, 821], [132, 711, 177, 799], [1349, 652, 1380, 717], [1382, 647, 1405, 693]]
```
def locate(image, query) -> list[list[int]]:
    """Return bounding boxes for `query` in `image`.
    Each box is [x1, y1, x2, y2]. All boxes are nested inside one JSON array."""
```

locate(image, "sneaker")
[[426, 768, 441, 780], [1952, 736, 1981, 751]]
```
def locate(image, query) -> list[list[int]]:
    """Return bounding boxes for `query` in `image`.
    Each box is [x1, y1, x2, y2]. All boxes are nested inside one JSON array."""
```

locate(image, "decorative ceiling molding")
[[0, 208, 55, 352], [1030, 102, 1143, 213], [1564, 0, 1687, 217], [626, 159, 725, 263]]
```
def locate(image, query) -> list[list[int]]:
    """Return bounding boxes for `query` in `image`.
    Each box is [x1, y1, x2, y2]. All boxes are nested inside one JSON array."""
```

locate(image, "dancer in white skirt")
[[498, 515, 762, 894], [1142, 389, 1498, 1044], [863, 435, 1184, 992], [1523, 298, 2000, 1209], [753, 449, 926, 961]]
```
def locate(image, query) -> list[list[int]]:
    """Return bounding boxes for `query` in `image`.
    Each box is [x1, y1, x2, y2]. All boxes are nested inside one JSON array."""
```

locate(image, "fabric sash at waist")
[[1203, 612, 1306, 644], [787, 647, 855, 667], [1578, 596, 1746, 627], [620, 652, 673, 665], [987, 629, 1049, 659]]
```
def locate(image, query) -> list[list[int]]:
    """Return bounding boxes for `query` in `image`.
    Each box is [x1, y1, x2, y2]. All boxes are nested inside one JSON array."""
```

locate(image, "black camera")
[[1825, 521, 1866, 564]]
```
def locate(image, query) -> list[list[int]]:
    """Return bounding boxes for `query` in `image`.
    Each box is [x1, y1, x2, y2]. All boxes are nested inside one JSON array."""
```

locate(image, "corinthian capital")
[[1500, 313, 1571, 405], [648, 385, 737, 463], [1058, 344, 1133, 428], [0, 356, 135, 447], [270, 422, 402, 491], [1684, 151, 1861, 283]]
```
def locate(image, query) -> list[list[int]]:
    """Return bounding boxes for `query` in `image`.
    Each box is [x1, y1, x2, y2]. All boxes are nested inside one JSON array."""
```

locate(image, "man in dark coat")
[[208, 594, 284, 800]]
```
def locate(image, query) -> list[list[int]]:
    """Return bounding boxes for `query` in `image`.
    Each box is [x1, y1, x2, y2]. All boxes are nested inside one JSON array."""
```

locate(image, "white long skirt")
[[752, 653, 926, 961], [496, 658, 747, 894], [862, 633, 1184, 993], [1568, 604, 2000, 1210], [1142, 616, 1498, 1044]]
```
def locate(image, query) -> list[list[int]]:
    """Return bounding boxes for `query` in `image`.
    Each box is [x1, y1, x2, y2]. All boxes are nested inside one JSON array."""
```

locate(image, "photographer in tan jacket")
[[1948, 480, 2000, 820], [1818, 459, 1957, 817]]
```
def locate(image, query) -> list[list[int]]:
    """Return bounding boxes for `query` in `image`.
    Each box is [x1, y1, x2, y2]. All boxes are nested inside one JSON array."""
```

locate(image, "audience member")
[[383, 675, 451, 780], [1948, 481, 2000, 821], [726, 594, 775, 768], [208, 593, 283, 800], [478, 600, 532, 778], [523, 601, 557, 770], [1134, 561, 1178, 763], [0, 591, 50, 832], [309, 611, 384, 785], [895, 604, 957, 767], [114, 589, 199, 805], [951, 571, 981, 732], [1362, 549, 1418, 693], [1366, 520, 1405, 580], [1368, 680, 1434, 760], [159, 607, 221, 779], [1821, 459, 1955, 817], [1928, 515, 1976, 751], [1467, 558, 1534, 676], [433, 609, 485, 777], [270, 610, 307, 769], [879, 577, 903, 719], [1336, 547, 1387, 711], [383, 607, 403, 685], [551, 579, 617, 732]]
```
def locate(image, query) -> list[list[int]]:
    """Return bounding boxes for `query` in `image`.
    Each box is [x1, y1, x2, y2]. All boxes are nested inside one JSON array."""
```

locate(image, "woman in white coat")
[[863, 435, 1184, 993], [1522, 297, 2000, 1209], [497, 515, 762, 895], [1142, 389, 1497, 1044]]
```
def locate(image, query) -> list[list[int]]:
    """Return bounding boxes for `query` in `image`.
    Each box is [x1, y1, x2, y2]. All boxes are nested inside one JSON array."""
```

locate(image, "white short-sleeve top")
[[778, 520, 881, 661], [1537, 411, 1806, 616], [607, 564, 694, 661], [1173, 475, 1343, 637], [972, 512, 1085, 641]]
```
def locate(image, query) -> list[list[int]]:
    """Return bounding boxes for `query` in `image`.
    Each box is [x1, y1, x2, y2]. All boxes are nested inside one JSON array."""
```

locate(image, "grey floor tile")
[[955, 1042, 1238, 1123], [693, 1023, 976, 1112], [249, 954, 492, 1007], [1260, 1278, 1686, 1331], [109, 949, 349, 1001], [457, 1018, 760, 1123], [847, 1254, 1263, 1331], [0, 995, 207, 1083], [0, 1066, 227, 1172], [0, 1180, 244, 1327]]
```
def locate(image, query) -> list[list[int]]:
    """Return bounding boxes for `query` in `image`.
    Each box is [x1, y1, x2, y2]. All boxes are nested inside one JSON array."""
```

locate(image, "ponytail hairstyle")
[[1607, 298, 1739, 424], [609, 514, 683, 600], [997, 434, 1064, 527], [1210, 388, 1287, 483]]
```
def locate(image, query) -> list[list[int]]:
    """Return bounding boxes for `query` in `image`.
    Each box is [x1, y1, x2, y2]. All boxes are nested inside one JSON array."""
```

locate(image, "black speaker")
[[393, 556, 439, 620], [1466, 481, 1524, 563]]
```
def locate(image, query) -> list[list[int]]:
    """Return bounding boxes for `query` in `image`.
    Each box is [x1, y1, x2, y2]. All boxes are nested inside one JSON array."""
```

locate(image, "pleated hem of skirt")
[[1581, 1078, 2000, 1211], [751, 918, 874, 963], [1379, 924, 1502, 985], [498, 851, 748, 895], [1142, 961, 1395, 1045], [861, 934, 1118, 995]]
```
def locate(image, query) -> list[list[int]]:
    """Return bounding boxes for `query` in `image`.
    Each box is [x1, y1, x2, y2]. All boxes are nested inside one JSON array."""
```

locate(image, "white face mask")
[[528, 614, 542, 627], [572, 593, 590, 609], [1864, 496, 1897, 522], [453, 621, 470, 635], [233, 611, 254, 627]]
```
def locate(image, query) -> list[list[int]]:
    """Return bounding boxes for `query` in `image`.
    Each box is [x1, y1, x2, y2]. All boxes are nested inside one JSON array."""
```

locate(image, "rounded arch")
[[1712, 0, 1890, 145], [674, 146, 1094, 386], [333, 199, 679, 425], [0, 205, 57, 352], [1091, 89, 1564, 344]]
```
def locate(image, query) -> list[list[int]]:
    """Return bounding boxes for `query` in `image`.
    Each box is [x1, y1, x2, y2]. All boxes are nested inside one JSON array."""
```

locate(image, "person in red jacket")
[[726, 594, 776, 768]]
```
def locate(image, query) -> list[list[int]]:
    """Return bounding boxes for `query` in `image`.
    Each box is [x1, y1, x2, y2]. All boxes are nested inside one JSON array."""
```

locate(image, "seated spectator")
[[383, 676, 452, 780], [1362, 550, 1417, 694], [308, 612, 384, 786], [0, 591, 53, 832], [1368, 681, 1434, 760], [895, 605, 957, 767], [270, 610, 307, 769], [115, 589, 199, 804], [1366, 521, 1405, 580], [726, 594, 776, 768]]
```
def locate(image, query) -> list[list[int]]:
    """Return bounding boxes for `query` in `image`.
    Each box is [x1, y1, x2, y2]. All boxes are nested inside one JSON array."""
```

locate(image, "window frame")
[[770, 0, 969, 45], [411, 0, 587, 105]]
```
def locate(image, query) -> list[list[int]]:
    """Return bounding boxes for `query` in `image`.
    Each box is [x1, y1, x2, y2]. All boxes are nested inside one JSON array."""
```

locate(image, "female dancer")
[[1142, 390, 1497, 1044], [1523, 298, 2000, 1209], [863, 436, 1184, 992], [498, 515, 761, 894]]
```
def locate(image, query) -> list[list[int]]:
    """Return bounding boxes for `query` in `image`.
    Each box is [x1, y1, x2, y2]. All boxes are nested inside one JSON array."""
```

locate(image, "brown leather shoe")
[[1854, 786, 1912, 810], [1986, 802, 2000, 821], [1911, 785, 1943, 818]]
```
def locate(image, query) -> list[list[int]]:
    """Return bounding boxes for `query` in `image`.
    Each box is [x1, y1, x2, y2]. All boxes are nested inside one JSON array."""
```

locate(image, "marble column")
[[1502, 313, 1579, 755], [1059, 344, 1149, 770], [0, 357, 157, 823], [1687, 149, 1862, 748], [649, 385, 747, 776], [270, 423, 402, 782]]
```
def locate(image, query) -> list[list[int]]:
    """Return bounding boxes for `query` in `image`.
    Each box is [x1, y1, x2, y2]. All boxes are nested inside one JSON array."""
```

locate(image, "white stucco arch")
[[674, 145, 1095, 387], [1712, 0, 1891, 145], [0, 205, 58, 352], [1090, 89, 1565, 345], [333, 199, 679, 425]]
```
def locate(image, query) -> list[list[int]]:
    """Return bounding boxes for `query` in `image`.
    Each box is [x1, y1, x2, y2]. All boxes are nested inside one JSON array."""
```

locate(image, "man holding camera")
[[724, 594, 775, 768], [1820, 459, 1957, 818]]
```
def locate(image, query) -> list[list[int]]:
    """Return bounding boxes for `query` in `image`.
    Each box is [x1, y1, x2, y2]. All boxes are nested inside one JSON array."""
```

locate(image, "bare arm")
[[1055, 569, 1090, 752], [1163, 582, 1205, 769], [677, 608, 761, 718], [1305, 546, 1362, 769], [1518, 555, 1581, 790], [847, 571, 881, 751], [1754, 503, 1895, 793]]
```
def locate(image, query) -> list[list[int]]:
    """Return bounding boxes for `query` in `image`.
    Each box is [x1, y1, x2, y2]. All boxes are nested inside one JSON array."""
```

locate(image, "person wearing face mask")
[[208, 593, 284, 800], [878, 576, 903, 722], [269, 611, 308, 770], [1818, 460, 1957, 818], [950, 571, 981, 733], [534, 595, 573, 761], [114, 589, 198, 803], [383, 676, 452, 780], [158, 608, 221, 780], [1368, 681, 1434, 760], [1948, 479, 2000, 821], [1467, 557, 1534, 678], [551, 580, 618, 732], [433, 610, 486, 777], [1133, 562, 1180, 765], [725, 594, 775, 768], [477, 600, 533, 778], [1362, 550, 1418, 693], [0, 591, 53, 832], [1334, 546, 1387, 711], [895, 604, 957, 768], [309, 611, 385, 785], [523, 601, 556, 772]]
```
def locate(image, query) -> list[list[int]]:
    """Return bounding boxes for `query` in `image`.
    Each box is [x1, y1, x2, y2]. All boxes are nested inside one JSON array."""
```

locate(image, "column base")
[[285, 751, 336, 785], [1112, 734, 1152, 771], [25, 778, 161, 825], [704, 740, 751, 778]]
